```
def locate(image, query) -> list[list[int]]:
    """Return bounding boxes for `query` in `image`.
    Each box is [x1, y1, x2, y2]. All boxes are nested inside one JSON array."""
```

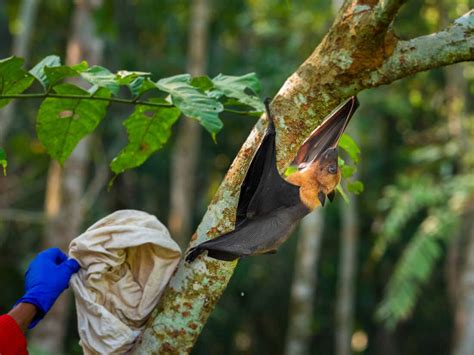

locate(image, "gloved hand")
[[15, 247, 80, 328]]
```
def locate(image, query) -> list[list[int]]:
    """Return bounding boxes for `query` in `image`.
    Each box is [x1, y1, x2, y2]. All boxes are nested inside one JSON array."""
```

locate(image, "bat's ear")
[[327, 190, 335, 202], [318, 191, 326, 206]]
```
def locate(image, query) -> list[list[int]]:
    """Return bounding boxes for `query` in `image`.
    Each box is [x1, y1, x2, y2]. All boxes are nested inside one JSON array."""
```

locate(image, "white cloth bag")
[[69, 210, 181, 354]]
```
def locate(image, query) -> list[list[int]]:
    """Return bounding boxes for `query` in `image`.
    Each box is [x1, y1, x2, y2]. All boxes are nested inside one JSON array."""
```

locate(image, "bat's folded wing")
[[186, 205, 306, 262], [292, 96, 359, 168], [237, 116, 301, 225]]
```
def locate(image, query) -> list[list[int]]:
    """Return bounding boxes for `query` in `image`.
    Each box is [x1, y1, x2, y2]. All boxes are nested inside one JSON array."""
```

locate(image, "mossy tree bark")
[[134, 2, 474, 353]]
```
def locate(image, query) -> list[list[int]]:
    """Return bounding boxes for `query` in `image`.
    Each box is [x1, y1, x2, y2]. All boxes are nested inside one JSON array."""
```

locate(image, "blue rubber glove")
[[15, 247, 80, 329]]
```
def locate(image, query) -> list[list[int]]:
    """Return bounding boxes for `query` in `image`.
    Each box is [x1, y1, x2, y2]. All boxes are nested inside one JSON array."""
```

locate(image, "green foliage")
[[338, 133, 364, 201], [211, 73, 264, 111], [377, 177, 445, 248], [374, 172, 474, 328], [0, 148, 7, 175], [347, 180, 364, 194], [156, 74, 224, 137], [44, 62, 89, 87], [0, 55, 264, 174], [0, 57, 34, 108], [376, 207, 459, 328], [81, 65, 121, 95], [29, 55, 61, 88], [110, 102, 180, 174], [339, 133, 360, 163], [36, 84, 111, 164]]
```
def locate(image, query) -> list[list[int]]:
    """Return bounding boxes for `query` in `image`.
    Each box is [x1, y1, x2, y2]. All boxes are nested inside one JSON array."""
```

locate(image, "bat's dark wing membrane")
[[236, 103, 300, 226], [234, 128, 269, 225], [292, 96, 359, 168]]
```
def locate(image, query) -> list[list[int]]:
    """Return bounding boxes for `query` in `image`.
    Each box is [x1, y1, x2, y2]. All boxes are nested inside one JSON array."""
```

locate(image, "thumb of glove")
[[62, 258, 80, 274]]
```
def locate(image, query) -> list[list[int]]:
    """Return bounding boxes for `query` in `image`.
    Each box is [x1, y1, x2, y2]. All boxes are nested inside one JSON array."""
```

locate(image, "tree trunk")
[[29, 0, 103, 352], [0, 0, 40, 145], [134, 4, 474, 352], [168, 0, 210, 247], [452, 203, 474, 355], [444, 60, 474, 355], [284, 210, 324, 355], [335, 192, 359, 355]]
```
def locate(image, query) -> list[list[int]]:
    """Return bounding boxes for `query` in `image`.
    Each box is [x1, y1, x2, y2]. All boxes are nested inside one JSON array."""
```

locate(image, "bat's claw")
[[185, 247, 203, 263]]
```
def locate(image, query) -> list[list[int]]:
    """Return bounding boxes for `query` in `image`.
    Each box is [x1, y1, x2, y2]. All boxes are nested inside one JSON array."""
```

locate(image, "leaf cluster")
[[0, 55, 264, 175]]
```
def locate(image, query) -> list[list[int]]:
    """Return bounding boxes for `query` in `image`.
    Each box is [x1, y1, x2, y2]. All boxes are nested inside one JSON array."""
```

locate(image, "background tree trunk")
[[168, 0, 210, 248], [29, 0, 104, 352], [444, 61, 474, 355], [335, 191, 359, 355], [0, 0, 39, 145], [284, 210, 325, 355], [452, 203, 474, 355]]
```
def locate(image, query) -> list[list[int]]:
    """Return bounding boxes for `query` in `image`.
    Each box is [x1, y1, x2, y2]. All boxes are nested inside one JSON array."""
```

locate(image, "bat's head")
[[312, 146, 340, 205], [290, 97, 359, 207]]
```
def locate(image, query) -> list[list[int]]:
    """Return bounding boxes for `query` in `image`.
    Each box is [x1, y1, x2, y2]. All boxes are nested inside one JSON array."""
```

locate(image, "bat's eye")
[[328, 164, 337, 174]]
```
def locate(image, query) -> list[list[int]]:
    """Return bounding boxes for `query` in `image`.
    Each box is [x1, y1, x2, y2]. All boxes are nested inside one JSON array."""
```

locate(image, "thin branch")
[[372, 0, 407, 29], [0, 93, 258, 116], [224, 108, 262, 116], [369, 11, 474, 87]]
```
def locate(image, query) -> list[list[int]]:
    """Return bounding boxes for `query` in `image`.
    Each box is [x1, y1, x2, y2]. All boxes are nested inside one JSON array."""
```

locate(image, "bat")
[[186, 96, 359, 262]]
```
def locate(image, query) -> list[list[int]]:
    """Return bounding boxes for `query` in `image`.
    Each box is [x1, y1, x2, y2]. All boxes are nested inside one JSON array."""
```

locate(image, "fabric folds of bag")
[[69, 210, 181, 354]]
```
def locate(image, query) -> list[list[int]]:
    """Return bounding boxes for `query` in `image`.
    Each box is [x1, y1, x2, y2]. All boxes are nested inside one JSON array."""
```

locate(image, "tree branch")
[[134, 5, 474, 354], [372, 0, 407, 29], [0, 92, 257, 115], [369, 10, 474, 87], [0, 93, 174, 108]]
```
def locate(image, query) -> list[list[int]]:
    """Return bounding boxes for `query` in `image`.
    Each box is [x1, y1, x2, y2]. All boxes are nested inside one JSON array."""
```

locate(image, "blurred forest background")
[[0, 0, 473, 354]]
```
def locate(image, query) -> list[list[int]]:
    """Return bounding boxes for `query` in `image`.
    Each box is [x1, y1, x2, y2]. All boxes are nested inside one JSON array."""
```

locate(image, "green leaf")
[[0, 56, 34, 108], [81, 66, 120, 95], [191, 76, 214, 91], [128, 76, 156, 97], [341, 164, 356, 178], [116, 70, 151, 85], [339, 133, 361, 163], [36, 84, 110, 163], [211, 73, 264, 111], [110, 101, 180, 174], [0, 148, 7, 176], [347, 180, 364, 194], [44, 61, 88, 87], [284, 165, 298, 177], [29, 55, 61, 88], [156, 74, 224, 135]]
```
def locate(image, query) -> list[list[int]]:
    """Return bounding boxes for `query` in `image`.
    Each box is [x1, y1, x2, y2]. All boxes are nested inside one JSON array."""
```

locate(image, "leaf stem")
[[223, 108, 262, 116], [0, 93, 174, 108], [0, 93, 261, 116]]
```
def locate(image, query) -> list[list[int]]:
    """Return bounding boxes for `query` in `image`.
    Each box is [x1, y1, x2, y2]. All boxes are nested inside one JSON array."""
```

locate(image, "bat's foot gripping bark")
[[185, 246, 203, 263]]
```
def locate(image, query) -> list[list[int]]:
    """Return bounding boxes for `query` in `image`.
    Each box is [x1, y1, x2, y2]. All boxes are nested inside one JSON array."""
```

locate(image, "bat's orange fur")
[[286, 159, 341, 210]]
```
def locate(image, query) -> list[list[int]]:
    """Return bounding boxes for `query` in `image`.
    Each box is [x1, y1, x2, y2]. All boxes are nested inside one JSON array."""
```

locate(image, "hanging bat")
[[186, 96, 359, 262]]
